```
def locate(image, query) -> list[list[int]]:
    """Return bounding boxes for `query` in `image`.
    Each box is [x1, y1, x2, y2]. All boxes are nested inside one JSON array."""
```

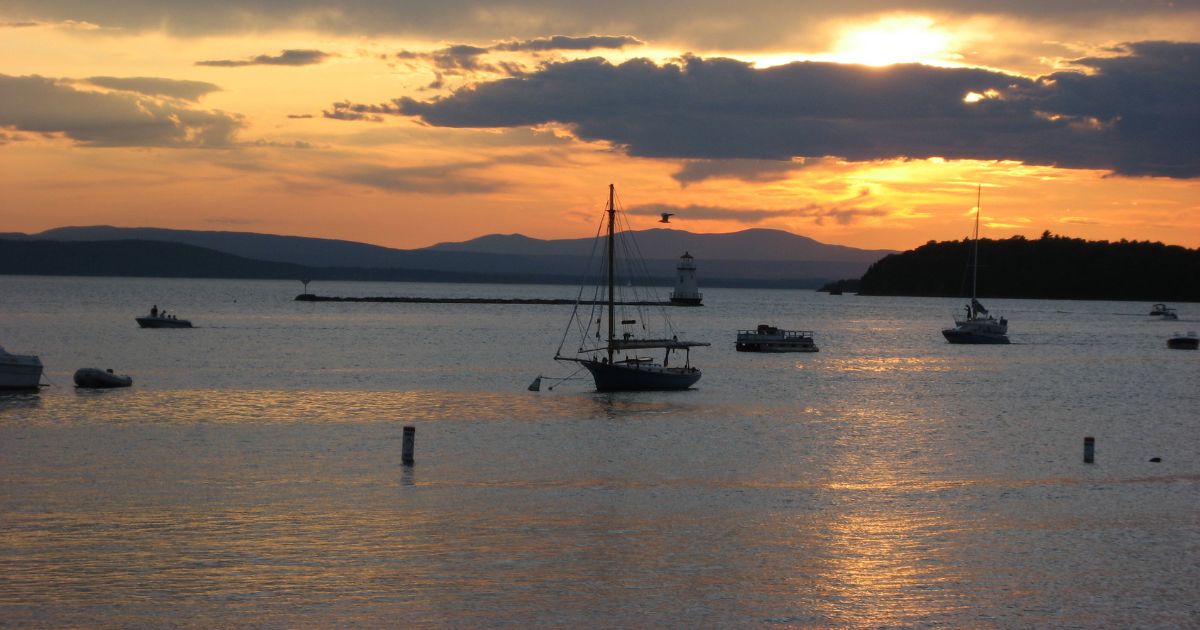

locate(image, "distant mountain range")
[[0, 226, 894, 287], [0, 239, 565, 284]]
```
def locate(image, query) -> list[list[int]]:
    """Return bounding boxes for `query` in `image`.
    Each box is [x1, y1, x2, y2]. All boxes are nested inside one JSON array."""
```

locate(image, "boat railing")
[[737, 329, 814, 339]]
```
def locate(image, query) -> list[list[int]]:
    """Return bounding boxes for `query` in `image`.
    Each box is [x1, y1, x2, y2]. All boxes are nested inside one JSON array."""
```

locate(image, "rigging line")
[[614, 204, 676, 334], [545, 364, 587, 390], [578, 192, 621, 350], [619, 205, 666, 305], [557, 201, 609, 356]]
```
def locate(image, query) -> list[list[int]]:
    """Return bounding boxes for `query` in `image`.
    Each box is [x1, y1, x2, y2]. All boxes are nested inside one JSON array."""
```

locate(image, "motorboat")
[[0, 345, 43, 391], [136, 314, 193, 328], [554, 184, 709, 391], [736, 325, 819, 352], [943, 299, 1010, 344], [1156, 307, 1179, 321], [1149, 303, 1171, 316], [942, 186, 1010, 344], [74, 368, 134, 388], [1167, 331, 1199, 350]]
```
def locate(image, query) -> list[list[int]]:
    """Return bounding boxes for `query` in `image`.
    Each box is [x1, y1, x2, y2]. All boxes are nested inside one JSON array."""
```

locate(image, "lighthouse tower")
[[669, 252, 703, 306]]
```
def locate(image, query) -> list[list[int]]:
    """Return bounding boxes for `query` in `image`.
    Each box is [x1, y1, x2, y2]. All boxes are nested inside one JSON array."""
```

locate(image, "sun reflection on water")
[[825, 356, 954, 374], [813, 510, 969, 627]]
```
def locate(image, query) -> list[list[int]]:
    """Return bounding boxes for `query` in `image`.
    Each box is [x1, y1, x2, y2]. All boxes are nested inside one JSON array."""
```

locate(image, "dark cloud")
[[392, 35, 640, 84], [84, 76, 221, 101], [333, 162, 504, 194], [0, 74, 242, 147], [629, 197, 888, 226], [1032, 41, 1200, 177], [672, 158, 811, 185], [287, 113, 314, 118], [335, 124, 572, 148], [628, 203, 795, 223], [1, 19, 99, 29], [393, 43, 1200, 178], [3, 1, 1189, 48], [196, 49, 330, 67], [322, 100, 402, 122], [248, 139, 314, 149], [492, 35, 644, 52], [430, 44, 490, 71], [0, 130, 29, 144]]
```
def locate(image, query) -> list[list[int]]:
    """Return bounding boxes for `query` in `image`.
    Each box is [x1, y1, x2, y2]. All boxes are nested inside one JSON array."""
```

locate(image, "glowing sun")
[[831, 15, 956, 66]]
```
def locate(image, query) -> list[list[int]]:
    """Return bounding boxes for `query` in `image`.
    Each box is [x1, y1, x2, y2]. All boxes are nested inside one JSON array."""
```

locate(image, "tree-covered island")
[[857, 232, 1199, 302]]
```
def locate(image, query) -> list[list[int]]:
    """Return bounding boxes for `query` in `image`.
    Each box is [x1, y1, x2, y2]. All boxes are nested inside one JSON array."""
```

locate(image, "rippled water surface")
[[1, 276, 1197, 627]]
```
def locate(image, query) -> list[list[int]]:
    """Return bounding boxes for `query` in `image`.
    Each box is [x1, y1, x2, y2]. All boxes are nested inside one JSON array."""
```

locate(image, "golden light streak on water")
[[814, 510, 970, 627]]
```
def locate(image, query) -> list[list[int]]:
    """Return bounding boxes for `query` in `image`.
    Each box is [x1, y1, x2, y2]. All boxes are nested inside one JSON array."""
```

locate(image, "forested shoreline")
[[858, 232, 1200, 302]]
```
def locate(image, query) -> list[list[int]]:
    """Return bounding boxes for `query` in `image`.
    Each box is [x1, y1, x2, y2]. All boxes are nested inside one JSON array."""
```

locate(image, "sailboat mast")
[[972, 184, 981, 304], [606, 183, 616, 363]]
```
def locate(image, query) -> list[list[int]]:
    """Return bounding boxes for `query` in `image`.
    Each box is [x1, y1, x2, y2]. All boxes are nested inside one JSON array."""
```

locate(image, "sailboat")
[[554, 184, 710, 391], [942, 186, 1010, 344]]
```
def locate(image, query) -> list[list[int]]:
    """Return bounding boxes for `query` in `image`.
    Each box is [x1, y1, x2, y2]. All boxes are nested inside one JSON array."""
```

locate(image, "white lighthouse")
[[669, 252, 703, 306]]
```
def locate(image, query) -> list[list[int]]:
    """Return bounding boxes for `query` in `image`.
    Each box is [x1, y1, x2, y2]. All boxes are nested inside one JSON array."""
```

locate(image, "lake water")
[[1, 275, 1197, 627]]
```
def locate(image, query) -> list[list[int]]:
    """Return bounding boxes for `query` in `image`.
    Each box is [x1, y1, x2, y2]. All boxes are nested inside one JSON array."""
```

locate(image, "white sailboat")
[[0, 345, 43, 391], [555, 184, 709, 391], [942, 186, 1010, 344]]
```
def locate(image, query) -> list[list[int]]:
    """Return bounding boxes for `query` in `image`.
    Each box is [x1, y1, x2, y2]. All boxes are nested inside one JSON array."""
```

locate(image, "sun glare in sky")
[[829, 15, 956, 67]]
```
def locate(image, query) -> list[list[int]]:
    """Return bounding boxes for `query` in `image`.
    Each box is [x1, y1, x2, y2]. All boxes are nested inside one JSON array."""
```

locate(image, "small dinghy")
[[74, 368, 133, 388]]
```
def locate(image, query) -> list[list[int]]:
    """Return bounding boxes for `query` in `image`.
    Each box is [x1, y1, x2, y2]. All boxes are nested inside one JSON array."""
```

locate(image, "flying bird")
[[659, 212, 674, 223]]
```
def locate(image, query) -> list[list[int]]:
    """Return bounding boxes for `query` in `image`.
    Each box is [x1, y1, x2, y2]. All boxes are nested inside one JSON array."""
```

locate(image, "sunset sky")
[[2, 1, 1198, 250]]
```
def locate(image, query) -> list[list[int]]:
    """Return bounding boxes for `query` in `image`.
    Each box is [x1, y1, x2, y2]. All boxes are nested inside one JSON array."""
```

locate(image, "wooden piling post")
[[1083, 436, 1094, 464], [402, 426, 416, 466]]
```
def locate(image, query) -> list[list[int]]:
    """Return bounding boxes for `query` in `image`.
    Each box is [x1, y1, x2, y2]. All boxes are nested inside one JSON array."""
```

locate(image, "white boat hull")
[[0, 353, 43, 390], [736, 342, 818, 352], [1167, 333, 1199, 350], [736, 325, 818, 352], [943, 314, 1009, 344]]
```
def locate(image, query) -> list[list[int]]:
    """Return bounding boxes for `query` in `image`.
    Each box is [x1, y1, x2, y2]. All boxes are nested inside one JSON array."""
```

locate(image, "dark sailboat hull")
[[136, 316, 192, 328], [942, 328, 1010, 344], [580, 360, 701, 391]]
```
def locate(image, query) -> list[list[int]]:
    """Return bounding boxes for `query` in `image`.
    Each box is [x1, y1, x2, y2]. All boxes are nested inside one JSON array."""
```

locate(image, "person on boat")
[[151, 305, 158, 317]]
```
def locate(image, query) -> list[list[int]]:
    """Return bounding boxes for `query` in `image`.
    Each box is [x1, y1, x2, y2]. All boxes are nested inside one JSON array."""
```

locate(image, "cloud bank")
[[2, 0, 1189, 47], [630, 189, 887, 226], [84, 76, 221, 101], [196, 49, 330, 67], [671, 158, 812, 185], [389, 42, 1200, 178], [391, 35, 643, 87], [0, 74, 242, 147]]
